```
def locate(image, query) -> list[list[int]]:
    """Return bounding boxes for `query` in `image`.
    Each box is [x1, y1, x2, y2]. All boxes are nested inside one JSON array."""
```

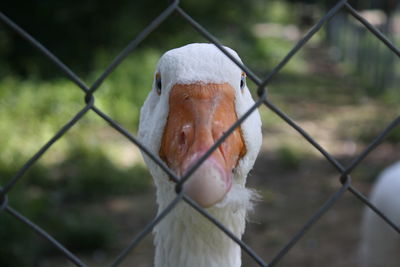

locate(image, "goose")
[[360, 161, 400, 267], [138, 43, 262, 267]]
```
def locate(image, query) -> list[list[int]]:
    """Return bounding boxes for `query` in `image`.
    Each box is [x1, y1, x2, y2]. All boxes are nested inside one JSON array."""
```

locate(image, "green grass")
[[0, 47, 159, 163], [276, 144, 305, 170], [0, 49, 158, 266]]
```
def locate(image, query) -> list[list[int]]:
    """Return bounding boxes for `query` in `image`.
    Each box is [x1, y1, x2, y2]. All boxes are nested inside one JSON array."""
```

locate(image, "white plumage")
[[360, 161, 400, 267], [138, 43, 262, 267]]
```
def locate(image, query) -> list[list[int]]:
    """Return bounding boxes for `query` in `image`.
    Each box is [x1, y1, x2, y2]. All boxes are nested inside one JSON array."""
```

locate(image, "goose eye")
[[155, 73, 162, 95], [240, 73, 246, 90]]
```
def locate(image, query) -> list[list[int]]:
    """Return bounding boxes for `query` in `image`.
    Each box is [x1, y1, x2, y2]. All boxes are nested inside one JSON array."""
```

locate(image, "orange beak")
[[159, 83, 246, 208]]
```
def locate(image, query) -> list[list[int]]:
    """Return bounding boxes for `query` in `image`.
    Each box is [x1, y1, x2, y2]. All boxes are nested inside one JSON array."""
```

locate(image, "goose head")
[[139, 43, 262, 211]]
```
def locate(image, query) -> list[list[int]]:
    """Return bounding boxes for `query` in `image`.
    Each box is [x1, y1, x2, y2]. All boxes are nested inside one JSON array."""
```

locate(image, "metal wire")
[[269, 178, 351, 266], [5, 206, 87, 267], [110, 191, 185, 267], [260, 0, 348, 89], [0, 0, 399, 266]]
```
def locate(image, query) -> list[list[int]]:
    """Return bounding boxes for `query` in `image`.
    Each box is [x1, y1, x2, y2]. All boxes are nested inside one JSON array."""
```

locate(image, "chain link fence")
[[1, 0, 399, 266]]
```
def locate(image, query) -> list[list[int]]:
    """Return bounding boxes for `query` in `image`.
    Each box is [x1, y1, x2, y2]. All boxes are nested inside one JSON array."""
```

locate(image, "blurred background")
[[0, 0, 399, 266]]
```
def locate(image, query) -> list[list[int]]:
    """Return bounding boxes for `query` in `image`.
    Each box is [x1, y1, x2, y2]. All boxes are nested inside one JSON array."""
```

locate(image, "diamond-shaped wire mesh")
[[0, 0, 399, 266]]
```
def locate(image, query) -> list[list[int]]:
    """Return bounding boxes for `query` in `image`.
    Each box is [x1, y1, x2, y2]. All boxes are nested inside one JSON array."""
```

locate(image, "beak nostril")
[[179, 124, 192, 147], [179, 131, 186, 146]]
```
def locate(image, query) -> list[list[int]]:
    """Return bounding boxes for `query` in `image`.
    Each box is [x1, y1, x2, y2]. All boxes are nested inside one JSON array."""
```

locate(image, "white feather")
[[138, 43, 262, 267], [360, 161, 400, 267]]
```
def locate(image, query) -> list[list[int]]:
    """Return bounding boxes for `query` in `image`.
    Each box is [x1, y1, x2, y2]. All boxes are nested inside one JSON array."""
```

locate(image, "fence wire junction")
[[1, 0, 400, 266]]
